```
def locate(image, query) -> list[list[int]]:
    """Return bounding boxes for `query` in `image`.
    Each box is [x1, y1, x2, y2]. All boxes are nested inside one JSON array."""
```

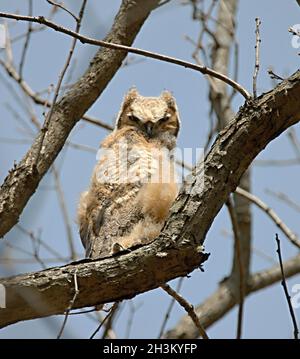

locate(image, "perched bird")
[[77, 88, 181, 259]]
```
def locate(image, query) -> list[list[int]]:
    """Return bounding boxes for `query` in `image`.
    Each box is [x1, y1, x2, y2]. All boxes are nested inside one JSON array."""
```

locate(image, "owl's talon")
[[112, 242, 125, 254]]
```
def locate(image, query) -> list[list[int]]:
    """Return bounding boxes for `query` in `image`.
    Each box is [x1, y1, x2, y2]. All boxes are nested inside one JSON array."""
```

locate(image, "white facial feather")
[[130, 97, 169, 123]]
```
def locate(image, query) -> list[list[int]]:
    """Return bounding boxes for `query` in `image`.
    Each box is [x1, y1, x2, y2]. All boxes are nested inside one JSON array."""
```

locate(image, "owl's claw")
[[112, 242, 133, 255], [112, 242, 125, 254]]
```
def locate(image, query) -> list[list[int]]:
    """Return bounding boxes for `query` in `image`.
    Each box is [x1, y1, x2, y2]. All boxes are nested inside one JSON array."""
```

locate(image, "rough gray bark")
[[0, 0, 160, 238], [1, 70, 300, 328]]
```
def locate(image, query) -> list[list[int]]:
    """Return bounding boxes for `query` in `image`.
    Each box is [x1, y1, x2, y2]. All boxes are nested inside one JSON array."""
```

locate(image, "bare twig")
[[268, 68, 284, 81], [52, 165, 76, 260], [57, 270, 79, 339], [161, 283, 209, 339], [125, 301, 142, 339], [229, 41, 239, 101], [265, 189, 300, 213], [288, 128, 300, 158], [29, 229, 47, 269], [165, 249, 300, 339], [34, 0, 88, 166], [226, 197, 245, 340], [255, 158, 300, 166], [101, 302, 119, 339], [275, 234, 299, 339], [3, 224, 63, 270], [158, 278, 184, 338], [235, 187, 300, 249], [0, 58, 113, 131], [2, 239, 36, 257], [155, 0, 172, 9], [0, 6, 59, 55], [0, 257, 72, 264], [46, 0, 79, 21], [16, 224, 68, 262], [253, 18, 261, 98], [90, 302, 119, 339], [19, 0, 33, 79], [0, 11, 251, 99], [3, 22, 13, 65], [69, 308, 97, 316]]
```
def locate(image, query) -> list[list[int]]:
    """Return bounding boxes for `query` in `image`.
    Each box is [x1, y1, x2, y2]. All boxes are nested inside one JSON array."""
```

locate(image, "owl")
[[77, 88, 181, 259]]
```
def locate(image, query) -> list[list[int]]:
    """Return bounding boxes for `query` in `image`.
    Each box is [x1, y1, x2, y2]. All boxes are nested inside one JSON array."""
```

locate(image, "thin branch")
[[155, 0, 172, 8], [90, 302, 119, 339], [34, 0, 88, 165], [254, 158, 300, 166], [235, 187, 300, 249], [3, 22, 13, 65], [288, 128, 300, 158], [268, 68, 284, 81], [52, 165, 76, 261], [165, 250, 300, 338], [125, 301, 142, 339], [253, 17, 261, 98], [161, 283, 209, 339], [0, 11, 251, 99], [2, 239, 36, 257], [226, 197, 245, 340], [0, 58, 113, 131], [57, 270, 79, 339], [46, 0, 79, 22], [0, 257, 72, 264], [16, 224, 68, 262], [229, 41, 239, 101], [101, 303, 119, 339], [275, 234, 299, 339], [265, 189, 300, 213], [29, 229, 47, 269], [0, 6, 59, 55], [158, 277, 184, 338], [19, 0, 33, 79], [69, 308, 97, 316]]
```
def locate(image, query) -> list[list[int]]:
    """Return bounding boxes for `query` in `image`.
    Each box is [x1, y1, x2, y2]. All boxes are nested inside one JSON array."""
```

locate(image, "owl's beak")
[[145, 122, 154, 137]]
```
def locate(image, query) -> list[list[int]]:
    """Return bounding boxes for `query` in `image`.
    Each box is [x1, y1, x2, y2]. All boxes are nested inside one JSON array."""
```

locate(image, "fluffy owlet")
[[77, 88, 181, 259]]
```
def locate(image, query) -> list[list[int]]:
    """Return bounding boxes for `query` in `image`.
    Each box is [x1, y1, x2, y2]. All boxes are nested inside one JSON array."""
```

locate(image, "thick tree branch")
[[0, 0, 160, 238], [1, 70, 300, 328]]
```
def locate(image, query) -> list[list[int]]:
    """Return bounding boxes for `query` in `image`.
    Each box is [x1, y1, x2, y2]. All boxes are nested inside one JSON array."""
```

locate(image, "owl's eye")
[[128, 115, 140, 122], [159, 115, 171, 123]]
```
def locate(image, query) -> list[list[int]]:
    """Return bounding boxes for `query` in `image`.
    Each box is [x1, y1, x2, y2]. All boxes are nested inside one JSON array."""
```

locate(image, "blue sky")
[[0, 0, 300, 338]]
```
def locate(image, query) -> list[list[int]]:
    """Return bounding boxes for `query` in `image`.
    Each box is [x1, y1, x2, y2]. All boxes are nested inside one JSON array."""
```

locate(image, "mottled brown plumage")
[[77, 88, 180, 259]]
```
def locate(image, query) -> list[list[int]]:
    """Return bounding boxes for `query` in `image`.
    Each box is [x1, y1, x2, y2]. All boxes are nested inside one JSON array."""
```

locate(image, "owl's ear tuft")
[[126, 87, 139, 101], [122, 87, 139, 108], [160, 91, 176, 108], [115, 87, 139, 129], [161, 91, 181, 136]]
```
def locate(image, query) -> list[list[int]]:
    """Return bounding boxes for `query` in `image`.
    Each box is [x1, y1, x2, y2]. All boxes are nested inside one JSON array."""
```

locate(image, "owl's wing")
[[79, 198, 107, 255], [84, 183, 142, 259]]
